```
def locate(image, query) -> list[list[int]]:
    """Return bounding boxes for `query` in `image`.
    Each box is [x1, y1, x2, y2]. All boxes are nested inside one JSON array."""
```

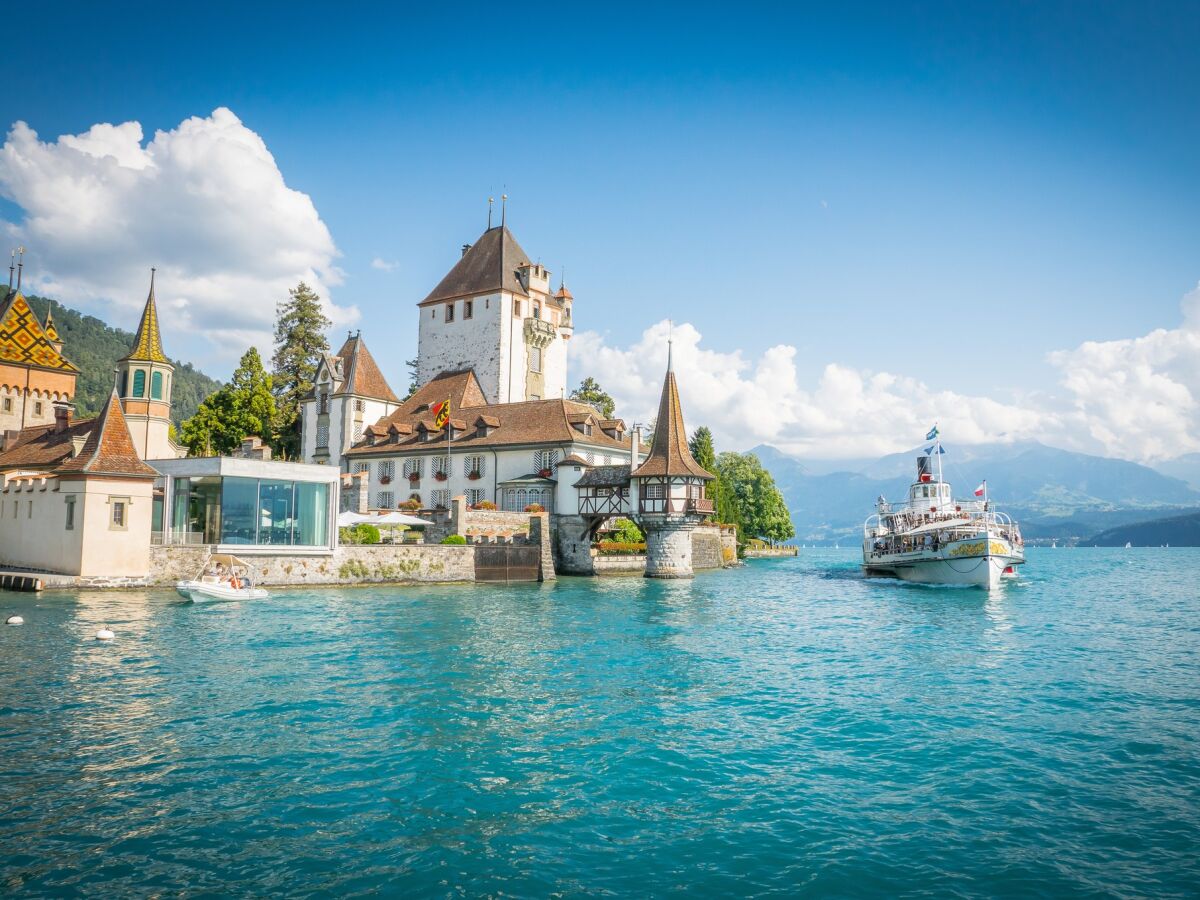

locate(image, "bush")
[[399, 498, 421, 511], [609, 517, 644, 544], [339, 523, 381, 545], [471, 500, 497, 510], [441, 534, 467, 545], [596, 540, 647, 555], [524, 503, 545, 512]]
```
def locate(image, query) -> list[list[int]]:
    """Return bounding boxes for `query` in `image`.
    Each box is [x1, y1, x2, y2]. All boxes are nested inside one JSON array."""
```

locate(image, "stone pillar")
[[528, 513, 557, 581], [451, 495, 468, 538], [644, 522, 696, 578], [341, 472, 368, 514]]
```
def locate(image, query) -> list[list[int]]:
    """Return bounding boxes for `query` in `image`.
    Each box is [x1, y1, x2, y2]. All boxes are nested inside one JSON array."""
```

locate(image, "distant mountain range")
[[752, 442, 1200, 545], [24, 294, 221, 426], [1089, 511, 1200, 547]]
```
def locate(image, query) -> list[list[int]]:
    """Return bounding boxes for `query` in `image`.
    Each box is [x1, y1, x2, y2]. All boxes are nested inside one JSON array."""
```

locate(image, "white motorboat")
[[862, 432, 1025, 590], [176, 553, 269, 602]]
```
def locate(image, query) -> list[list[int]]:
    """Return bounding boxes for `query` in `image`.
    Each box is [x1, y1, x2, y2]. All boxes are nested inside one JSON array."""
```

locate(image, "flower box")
[[408, 473, 421, 483], [434, 472, 448, 481], [379, 475, 392, 485], [467, 471, 482, 481], [538, 468, 552, 478]]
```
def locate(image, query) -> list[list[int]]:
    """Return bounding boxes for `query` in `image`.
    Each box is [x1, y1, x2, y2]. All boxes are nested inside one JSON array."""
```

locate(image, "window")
[[64, 496, 75, 530], [11, 500, 17, 518], [445, 302, 455, 322], [378, 461, 395, 481], [431, 489, 450, 510], [34, 401, 43, 416], [110, 498, 128, 530], [27, 500, 32, 519], [529, 346, 542, 373], [354, 461, 371, 475], [464, 299, 473, 319], [352, 422, 363, 442], [354, 399, 365, 413], [466, 488, 486, 507], [316, 424, 330, 448], [377, 491, 394, 509], [2, 397, 11, 413], [645, 483, 665, 499], [151, 371, 164, 400], [533, 303, 541, 320], [403, 458, 423, 477], [318, 393, 329, 415], [464, 455, 485, 477], [514, 300, 522, 317], [132, 369, 146, 397], [534, 449, 560, 473], [585, 452, 596, 464]]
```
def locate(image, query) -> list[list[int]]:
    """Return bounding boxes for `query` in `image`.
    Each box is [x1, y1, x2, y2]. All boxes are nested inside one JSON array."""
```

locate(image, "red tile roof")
[[333, 334, 399, 402], [56, 391, 159, 478], [632, 367, 713, 480]]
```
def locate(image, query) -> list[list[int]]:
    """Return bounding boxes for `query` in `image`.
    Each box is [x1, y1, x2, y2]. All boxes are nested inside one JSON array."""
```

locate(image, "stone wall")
[[644, 524, 695, 579], [592, 554, 646, 575], [692, 525, 723, 570], [553, 514, 596, 575], [149, 544, 475, 587]]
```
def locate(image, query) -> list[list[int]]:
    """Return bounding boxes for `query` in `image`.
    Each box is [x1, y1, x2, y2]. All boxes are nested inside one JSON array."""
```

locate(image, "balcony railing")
[[638, 496, 715, 516]]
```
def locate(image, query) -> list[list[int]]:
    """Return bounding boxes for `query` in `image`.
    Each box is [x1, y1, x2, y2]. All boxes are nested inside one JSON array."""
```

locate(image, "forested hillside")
[[23, 294, 221, 425]]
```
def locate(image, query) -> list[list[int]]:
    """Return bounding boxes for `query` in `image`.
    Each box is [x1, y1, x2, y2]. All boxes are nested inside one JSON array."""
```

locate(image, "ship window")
[[921, 486, 928, 497]]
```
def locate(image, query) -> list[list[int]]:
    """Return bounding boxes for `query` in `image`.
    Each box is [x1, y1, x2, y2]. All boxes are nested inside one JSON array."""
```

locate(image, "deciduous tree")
[[182, 347, 278, 456]]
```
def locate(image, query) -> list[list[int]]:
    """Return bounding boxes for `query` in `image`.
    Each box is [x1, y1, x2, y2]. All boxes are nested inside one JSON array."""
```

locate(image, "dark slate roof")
[[632, 365, 714, 480], [575, 464, 632, 488], [421, 226, 532, 305]]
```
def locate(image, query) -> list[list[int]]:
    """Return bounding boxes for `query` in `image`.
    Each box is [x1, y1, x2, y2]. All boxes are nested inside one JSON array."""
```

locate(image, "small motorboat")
[[176, 553, 269, 602]]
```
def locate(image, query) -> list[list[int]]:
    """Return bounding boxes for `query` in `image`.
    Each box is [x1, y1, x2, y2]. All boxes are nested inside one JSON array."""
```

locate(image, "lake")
[[1, 549, 1197, 897]]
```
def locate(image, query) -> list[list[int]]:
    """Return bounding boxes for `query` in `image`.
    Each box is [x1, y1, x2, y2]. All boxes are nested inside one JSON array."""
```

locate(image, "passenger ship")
[[862, 440, 1025, 589]]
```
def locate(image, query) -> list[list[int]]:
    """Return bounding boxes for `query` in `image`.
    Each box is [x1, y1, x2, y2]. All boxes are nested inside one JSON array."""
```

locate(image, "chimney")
[[53, 402, 74, 434], [461, 243, 471, 257], [631, 425, 642, 465], [1, 429, 20, 452]]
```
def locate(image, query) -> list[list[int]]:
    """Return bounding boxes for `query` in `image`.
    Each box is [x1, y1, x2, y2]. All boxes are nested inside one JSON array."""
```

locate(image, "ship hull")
[[862, 536, 1023, 590]]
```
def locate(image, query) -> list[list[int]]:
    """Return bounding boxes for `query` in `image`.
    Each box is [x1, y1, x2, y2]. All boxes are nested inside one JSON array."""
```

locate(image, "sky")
[[0, 2, 1197, 462]]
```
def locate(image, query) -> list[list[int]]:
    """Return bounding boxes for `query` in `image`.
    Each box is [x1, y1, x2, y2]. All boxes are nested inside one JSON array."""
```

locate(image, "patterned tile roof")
[[0, 290, 80, 373], [56, 390, 158, 478], [121, 272, 169, 363], [42, 309, 60, 343]]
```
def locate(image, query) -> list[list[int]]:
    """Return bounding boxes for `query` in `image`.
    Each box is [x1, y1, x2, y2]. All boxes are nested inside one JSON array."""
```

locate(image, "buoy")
[[95, 627, 114, 641], [6, 615, 24, 625]]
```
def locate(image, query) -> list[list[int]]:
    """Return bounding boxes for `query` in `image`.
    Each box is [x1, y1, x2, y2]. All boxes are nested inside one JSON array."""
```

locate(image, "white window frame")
[[376, 490, 394, 509]]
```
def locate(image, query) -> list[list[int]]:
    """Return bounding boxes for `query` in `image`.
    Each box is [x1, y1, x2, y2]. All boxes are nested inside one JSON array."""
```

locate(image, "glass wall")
[[168, 476, 332, 547]]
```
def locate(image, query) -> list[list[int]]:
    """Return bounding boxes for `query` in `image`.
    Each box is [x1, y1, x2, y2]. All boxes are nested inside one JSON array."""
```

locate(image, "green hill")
[[1089, 511, 1200, 547], [23, 294, 221, 426]]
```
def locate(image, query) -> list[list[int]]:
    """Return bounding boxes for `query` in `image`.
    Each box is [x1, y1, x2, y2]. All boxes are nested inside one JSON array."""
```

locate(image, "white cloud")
[[572, 283, 1200, 463], [370, 257, 397, 272], [0, 108, 355, 371]]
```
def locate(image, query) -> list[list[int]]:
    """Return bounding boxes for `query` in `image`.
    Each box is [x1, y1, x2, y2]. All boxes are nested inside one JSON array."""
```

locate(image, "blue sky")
[[1, 2, 1198, 459]]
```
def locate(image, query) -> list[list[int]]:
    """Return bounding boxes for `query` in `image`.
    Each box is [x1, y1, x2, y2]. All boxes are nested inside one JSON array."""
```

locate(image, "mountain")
[[24, 294, 221, 427], [1151, 453, 1200, 491], [1089, 511, 1200, 547], [750, 442, 1200, 545]]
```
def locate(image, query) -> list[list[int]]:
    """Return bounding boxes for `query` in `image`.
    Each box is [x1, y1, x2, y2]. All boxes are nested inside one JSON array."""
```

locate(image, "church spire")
[[122, 268, 168, 363], [632, 347, 713, 480]]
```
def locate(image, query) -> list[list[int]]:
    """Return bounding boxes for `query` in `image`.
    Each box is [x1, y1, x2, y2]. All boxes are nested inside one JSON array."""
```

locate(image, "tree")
[[569, 377, 616, 419], [182, 347, 278, 456], [609, 517, 644, 544], [689, 425, 725, 513], [715, 451, 795, 545], [271, 282, 330, 458], [402, 357, 420, 400]]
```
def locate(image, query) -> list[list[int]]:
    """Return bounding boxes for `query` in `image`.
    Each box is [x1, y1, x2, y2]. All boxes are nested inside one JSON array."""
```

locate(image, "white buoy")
[[95, 627, 114, 641], [6, 615, 24, 626]]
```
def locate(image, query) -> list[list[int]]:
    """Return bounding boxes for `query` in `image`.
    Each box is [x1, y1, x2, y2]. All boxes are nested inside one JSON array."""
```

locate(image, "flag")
[[926, 425, 939, 441], [974, 482, 986, 497], [432, 399, 450, 429], [924, 445, 946, 455]]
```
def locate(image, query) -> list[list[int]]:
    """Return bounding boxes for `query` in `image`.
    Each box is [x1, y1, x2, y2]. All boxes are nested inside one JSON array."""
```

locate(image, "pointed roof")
[[421, 226, 533, 305], [0, 290, 79, 373], [332, 333, 399, 402], [55, 390, 158, 478], [632, 350, 713, 480], [122, 270, 169, 364], [42, 308, 60, 343]]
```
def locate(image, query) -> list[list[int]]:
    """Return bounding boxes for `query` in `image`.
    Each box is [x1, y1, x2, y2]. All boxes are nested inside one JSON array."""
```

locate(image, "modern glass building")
[[149, 457, 340, 552]]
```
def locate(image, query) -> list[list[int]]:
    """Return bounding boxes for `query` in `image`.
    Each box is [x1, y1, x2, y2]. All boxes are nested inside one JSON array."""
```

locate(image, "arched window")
[[132, 369, 146, 398], [119, 371, 129, 397], [151, 371, 164, 400]]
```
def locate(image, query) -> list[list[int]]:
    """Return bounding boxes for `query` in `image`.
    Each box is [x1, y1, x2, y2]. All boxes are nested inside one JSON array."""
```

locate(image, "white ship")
[[862, 435, 1025, 589]]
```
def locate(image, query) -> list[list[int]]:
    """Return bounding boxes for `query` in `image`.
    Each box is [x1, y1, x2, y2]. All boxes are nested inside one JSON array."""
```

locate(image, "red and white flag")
[[974, 482, 986, 497]]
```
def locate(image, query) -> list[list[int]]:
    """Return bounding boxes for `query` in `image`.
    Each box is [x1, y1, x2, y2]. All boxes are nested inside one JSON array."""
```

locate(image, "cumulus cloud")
[[573, 283, 1200, 462], [370, 257, 398, 272], [0, 108, 355, 370]]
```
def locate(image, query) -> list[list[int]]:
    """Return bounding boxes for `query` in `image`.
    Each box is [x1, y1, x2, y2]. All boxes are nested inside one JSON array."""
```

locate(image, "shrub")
[[609, 517, 644, 544], [524, 503, 545, 512], [441, 534, 467, 545], [399, 498, 421, 511], [596, 540, 647, 555], [339, 523, 382, 545], [471, 500, 497, 510]]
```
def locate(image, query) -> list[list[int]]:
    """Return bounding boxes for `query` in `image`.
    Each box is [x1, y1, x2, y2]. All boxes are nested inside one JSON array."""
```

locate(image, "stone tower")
[[631, 345, 714, 578], [415, 224, 573, 404], [116, 270, 178, 459]]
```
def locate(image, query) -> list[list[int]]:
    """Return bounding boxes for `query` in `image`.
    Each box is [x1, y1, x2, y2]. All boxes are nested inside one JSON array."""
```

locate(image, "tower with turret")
[[116, 270, 181, 459], [631, 345, 715, 578]]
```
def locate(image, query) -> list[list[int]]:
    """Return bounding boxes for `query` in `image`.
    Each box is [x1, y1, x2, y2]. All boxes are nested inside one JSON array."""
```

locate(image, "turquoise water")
[[1, 550, 1198, 897]]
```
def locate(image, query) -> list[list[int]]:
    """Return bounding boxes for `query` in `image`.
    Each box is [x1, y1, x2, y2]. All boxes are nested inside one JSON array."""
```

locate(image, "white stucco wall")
[[0, 475, 153, 577], [418, 293, 504, 401]]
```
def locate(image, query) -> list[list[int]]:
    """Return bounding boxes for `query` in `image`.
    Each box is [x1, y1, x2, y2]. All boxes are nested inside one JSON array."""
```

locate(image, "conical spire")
[[43, 308, 60, 343], [121, 268, 168, 363], [632, 349, 713, 480]]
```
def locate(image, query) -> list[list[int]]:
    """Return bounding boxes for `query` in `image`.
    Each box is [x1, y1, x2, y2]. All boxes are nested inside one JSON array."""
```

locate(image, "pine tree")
[[182, 347, 278, 456], [272, 282, 330, 458], [402, 357, 420, 400]]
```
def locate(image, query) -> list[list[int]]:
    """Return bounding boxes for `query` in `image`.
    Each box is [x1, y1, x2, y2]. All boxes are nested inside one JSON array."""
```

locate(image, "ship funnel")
[[917, 456, 932, 478]]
